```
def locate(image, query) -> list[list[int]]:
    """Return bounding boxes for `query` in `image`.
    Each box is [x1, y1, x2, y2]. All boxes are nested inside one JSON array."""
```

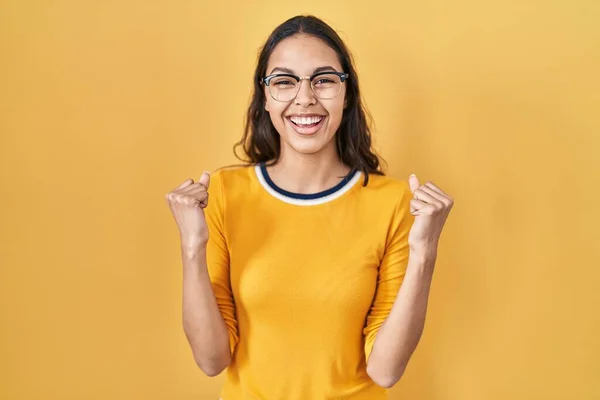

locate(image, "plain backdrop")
[[1, 1, 599, 399]]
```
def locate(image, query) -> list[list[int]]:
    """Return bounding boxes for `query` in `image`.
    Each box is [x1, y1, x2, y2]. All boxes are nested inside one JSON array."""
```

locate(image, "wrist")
[[181, 241, 207, 259], [409, 242, 438, 261], [180, 233, 208, 249]]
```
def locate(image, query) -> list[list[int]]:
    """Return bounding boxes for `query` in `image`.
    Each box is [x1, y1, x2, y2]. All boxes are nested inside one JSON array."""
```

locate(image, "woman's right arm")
[[166, 171, 235, 377], [181, 243, 232, 376]]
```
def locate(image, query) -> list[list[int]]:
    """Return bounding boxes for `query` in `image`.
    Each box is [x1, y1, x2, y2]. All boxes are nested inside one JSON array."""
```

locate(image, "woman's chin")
[[284, 135, 335, 156]]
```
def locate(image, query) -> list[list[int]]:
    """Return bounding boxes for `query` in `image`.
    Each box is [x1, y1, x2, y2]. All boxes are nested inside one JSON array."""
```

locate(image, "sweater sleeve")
[[363, 180, 414, 363], [204, 170, 239, 357]]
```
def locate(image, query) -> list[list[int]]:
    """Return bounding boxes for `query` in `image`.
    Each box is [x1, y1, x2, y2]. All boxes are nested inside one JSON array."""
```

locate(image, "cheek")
[[325, 98, 345, 122], [265, 100, 290, 135], [265, 94, 286, 115]]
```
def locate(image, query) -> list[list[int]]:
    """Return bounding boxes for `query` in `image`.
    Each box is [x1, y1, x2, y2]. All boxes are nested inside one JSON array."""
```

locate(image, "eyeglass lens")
[[268, 73, 343, 101]]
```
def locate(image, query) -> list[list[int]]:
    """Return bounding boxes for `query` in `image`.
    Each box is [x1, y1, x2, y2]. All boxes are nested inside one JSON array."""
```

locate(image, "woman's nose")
[[294, 79, 316, 106]]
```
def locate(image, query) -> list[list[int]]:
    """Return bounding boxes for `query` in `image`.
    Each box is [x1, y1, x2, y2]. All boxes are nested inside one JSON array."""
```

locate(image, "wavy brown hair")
[[234, 15, 385, 185]]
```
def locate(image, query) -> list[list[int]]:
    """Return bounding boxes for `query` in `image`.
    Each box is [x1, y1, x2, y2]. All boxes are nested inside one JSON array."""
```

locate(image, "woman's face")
[[264, 34, 346, 158]]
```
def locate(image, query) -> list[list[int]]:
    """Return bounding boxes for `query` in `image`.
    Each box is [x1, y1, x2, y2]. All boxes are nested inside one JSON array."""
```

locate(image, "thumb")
[[199, 171, 211, 189], [408, 174, 420, 194]]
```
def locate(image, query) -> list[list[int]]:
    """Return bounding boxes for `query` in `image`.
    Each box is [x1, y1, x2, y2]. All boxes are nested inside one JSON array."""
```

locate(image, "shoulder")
[[362, 173, 415, 233], [361, 172, 411, 202], [208, 164, 258, 207], [210, 164, 256, 187], [349, 173, 412, 222]]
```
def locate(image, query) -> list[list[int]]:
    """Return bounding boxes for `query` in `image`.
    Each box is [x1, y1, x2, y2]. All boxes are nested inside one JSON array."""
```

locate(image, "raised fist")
[[165, 171, 211, 248]]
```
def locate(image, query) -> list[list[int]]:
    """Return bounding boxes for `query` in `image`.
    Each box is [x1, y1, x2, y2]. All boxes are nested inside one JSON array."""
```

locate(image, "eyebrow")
[[269, 65, 339, 75]]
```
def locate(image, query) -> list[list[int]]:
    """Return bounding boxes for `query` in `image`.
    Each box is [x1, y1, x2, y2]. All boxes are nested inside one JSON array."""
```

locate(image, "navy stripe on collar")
[[259, 163, 358, 200]]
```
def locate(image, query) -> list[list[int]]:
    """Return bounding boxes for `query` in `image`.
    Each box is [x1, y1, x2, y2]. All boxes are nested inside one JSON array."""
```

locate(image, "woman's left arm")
[[366, 247, 437, 388], [367, 175, 453, 388]]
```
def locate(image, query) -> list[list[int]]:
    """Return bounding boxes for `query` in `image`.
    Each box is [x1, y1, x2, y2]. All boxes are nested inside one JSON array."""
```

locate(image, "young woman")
[[166, 15, 453, 400]]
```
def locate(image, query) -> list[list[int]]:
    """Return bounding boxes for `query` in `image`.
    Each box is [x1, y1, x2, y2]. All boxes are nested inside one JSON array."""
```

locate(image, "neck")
[[266, 145, 351, 194]]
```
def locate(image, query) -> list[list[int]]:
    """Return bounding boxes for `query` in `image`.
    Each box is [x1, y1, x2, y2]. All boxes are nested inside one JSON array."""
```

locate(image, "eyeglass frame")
[[260, 71, 349, 102]]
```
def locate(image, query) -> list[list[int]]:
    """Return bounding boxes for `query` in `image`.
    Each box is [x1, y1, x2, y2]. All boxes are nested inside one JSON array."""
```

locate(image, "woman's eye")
[[314, 78, 334, 85], [274, 80, 293, 86]]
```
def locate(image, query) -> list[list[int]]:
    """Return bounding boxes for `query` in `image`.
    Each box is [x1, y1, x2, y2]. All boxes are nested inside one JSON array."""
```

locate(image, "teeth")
[[290, 116, 323, 125]]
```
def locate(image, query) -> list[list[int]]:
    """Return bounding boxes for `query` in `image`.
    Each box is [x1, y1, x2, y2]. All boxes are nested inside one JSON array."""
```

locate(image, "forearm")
[[181, 244, 231, 376], [366, 247, 437, 388]]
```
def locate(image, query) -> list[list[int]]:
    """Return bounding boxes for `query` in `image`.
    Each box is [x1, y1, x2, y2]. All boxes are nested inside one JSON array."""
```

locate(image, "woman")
[[165, 15, 453, 400]]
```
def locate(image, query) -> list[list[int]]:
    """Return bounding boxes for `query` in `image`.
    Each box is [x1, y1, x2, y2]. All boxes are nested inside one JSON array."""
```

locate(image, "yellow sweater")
[[205, 164, 414, 400]]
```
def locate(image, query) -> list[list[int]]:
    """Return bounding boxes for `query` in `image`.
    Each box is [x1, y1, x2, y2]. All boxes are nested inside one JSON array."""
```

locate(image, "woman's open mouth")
[[286, 115, 326, 135]]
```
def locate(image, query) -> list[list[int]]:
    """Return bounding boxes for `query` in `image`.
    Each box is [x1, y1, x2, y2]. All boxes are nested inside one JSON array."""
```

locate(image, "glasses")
[[261, 71, 349, 102]]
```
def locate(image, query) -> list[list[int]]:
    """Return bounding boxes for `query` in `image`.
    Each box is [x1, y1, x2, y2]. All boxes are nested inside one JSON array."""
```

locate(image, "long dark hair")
[[234, 15, 385, 185]]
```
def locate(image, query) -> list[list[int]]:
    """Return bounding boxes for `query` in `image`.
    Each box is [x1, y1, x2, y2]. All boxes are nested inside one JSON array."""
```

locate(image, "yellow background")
[[1, 1, 599, 399]]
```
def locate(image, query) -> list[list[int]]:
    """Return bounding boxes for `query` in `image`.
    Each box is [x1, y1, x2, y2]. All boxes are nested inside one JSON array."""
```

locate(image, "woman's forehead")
[[267, 34, 342, 75]]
